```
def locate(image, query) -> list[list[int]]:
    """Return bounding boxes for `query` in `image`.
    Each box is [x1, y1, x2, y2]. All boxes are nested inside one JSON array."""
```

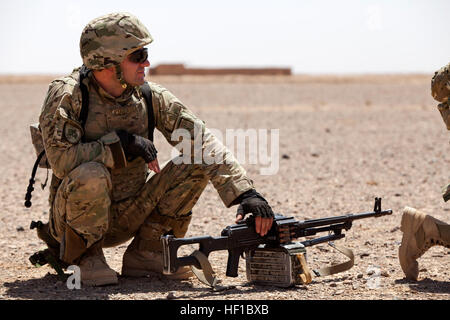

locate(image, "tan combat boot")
[[79, 241, 118, 286], [121, 237, 193, 280], [399, 207, 450, 280]]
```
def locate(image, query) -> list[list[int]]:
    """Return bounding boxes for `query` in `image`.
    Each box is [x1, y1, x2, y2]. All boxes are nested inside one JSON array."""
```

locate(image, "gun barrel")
[[296, 209, 392, 229], [301, 233, 345, 247]]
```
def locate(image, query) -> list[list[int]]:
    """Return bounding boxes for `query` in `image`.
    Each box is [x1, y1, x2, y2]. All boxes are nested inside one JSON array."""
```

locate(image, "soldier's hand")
[[117, 130, 158, 164], [236, 213, 273, 237], [235, 193, 274, 236], [148, 159, 160, 173]]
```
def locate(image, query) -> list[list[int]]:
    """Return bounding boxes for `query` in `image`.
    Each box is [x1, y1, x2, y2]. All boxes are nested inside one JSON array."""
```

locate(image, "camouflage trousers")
[[50, 157, 213, 260]]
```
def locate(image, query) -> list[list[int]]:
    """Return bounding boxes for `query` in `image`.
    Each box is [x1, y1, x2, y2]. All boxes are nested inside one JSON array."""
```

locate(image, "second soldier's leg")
[[399, 207, 450, 280]]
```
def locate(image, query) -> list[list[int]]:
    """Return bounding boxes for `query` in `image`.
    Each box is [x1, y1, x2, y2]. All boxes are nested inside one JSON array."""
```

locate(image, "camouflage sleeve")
[[39, 82, 125, 180], [149, 82, 254, 207]]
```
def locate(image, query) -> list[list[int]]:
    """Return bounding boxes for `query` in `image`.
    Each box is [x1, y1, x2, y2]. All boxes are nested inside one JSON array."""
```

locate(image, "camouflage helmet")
[[80, 12, 153, 70]]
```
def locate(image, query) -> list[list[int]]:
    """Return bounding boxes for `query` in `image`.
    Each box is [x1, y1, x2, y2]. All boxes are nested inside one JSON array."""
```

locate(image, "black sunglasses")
[[128, 48, 148, 64]]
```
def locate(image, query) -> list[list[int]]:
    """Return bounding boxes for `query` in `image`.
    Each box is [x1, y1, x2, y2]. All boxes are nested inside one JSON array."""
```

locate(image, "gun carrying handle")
[[226, 249, 242, 277]]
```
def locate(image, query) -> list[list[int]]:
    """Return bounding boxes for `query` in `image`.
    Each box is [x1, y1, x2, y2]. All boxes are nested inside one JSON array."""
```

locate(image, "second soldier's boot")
[[121, 236, 193, 280], [79, 240, 118, 286], [399, 207, 450, 280]]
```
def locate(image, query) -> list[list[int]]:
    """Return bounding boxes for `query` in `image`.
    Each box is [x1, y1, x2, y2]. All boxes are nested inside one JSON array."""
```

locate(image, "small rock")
[[282, 154, 290, 159], [329, 283, 337, 287], [357, 273, 364, 279], [360, 252, 370, 258], [166, 292, 176, 300], [311, 153, 319, 157], [16, 226, 24, 232], [390, 226, 400, 233], [381, 270, 390, 277]]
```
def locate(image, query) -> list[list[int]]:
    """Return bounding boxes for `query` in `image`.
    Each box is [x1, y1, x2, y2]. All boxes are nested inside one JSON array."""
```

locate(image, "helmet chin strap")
[[115, 64, 128, 89]]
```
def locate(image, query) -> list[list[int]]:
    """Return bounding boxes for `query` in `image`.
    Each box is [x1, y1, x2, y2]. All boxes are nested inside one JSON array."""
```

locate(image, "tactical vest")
[[25, 65, 155, 208]]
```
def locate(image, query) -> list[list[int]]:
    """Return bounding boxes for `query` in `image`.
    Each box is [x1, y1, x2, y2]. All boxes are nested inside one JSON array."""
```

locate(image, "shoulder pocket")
[[52, 107, 84, 147]]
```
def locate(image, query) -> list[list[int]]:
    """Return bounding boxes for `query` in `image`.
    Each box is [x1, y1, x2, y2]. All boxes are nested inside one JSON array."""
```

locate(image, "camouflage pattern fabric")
[[431, 62, 450, 103], [80, 12, 153, 70], [103, 159, 211, 248], [437, 102, 450, 130], [433, 63, 450, 202], [39, 69, 120, 180], [50, 162, 112, 248], [41, 69, 253, 253]]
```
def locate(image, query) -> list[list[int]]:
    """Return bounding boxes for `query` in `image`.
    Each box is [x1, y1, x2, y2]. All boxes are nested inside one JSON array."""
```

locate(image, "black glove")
[[117, 130, 157, 163], [235, 189, 274, 219]]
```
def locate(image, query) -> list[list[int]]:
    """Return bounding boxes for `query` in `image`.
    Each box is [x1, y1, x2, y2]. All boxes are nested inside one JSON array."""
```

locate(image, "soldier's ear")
[[108, 66, 118, 77]]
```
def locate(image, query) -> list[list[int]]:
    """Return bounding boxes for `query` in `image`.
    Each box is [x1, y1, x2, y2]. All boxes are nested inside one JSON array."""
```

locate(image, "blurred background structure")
[[149, 64, 291, 76]]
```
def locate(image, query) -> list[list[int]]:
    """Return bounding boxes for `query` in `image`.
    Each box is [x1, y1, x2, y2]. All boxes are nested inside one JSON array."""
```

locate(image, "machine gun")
[[161, 198, 392, 287]]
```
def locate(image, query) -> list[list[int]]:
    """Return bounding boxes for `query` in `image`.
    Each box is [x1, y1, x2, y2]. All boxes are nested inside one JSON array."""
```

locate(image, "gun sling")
[[190, 250, 235, 291], [312, 242, 355, 277]]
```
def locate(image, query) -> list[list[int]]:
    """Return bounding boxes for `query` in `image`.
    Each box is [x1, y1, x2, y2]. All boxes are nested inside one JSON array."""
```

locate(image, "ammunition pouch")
[[245, 242, 312, 287], [246, 242, 353, 287]]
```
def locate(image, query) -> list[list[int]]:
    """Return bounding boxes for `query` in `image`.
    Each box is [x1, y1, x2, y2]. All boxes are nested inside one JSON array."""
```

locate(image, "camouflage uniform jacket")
[[39, 68, 254, 207]]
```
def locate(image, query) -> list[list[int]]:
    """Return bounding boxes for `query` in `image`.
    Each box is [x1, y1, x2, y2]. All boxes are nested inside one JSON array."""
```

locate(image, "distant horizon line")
[[0, 71, 434, 76]]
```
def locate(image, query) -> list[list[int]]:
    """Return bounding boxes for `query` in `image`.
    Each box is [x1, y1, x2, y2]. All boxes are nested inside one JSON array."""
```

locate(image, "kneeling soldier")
[[37, 12, 274, 286]]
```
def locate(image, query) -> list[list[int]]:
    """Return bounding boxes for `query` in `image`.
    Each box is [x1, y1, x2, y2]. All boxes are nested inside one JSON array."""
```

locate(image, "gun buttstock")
[[161, 235, 174, 274]]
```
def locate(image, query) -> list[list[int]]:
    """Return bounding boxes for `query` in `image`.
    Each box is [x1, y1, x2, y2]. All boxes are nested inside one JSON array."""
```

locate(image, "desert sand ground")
[[0, 73, 448, 300]]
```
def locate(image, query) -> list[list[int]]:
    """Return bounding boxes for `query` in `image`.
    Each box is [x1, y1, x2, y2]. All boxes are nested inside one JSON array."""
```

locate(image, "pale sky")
[[0, 0, 449, 74]]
